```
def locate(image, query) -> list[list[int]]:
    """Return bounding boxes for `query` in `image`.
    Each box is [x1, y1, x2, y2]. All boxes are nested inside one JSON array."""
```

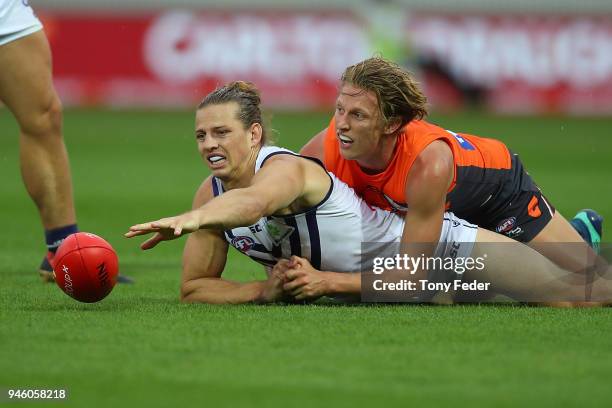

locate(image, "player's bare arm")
[[126, 154, 328, 247], [280, 140, 454, 301], [402, 140, 455, 246], [127, 154, 328, 304], [391, 140, 455, 297], [299, 128, 327, 161], [179, 177, 285, 304], [279, 255, 360, 301]]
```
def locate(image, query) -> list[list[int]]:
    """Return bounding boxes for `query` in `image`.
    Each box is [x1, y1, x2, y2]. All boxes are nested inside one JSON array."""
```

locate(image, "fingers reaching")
[[126, 215, 193, 250], [125, 222, 159, 238], [140, 232, 165, 250], [124, 229, 153, 238]]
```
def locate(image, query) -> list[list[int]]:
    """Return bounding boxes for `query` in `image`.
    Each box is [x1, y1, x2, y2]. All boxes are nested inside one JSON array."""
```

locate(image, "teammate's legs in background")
[[0, 31, 75, 229], [0, 30, 77, 280]]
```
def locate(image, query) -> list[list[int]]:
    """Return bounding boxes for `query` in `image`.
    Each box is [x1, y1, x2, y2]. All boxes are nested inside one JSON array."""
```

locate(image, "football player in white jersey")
[[0, 0, 79, 281], [126, 81, 611, 305], [0, 0, 133, 283]]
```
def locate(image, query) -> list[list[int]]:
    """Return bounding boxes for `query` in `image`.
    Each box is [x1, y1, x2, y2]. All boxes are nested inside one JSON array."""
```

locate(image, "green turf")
[[1, 108, 611, 407]]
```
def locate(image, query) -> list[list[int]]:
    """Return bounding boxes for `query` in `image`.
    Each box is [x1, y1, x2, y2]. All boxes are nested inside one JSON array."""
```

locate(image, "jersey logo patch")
[[528, 195, 542, 218], [231, 236, 255, 253], [265, 220, 295, 246], [447, 130, 475, 151], [496, 217, 517, 234]]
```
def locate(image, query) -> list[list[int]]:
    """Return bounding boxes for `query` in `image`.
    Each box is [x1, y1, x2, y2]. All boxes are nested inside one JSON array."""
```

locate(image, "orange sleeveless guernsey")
[[323, 118, 512, 214]]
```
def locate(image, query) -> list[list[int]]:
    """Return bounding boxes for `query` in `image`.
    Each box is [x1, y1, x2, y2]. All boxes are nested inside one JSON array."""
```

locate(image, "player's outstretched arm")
[[194, 154, 313, 230], [125, 213, 201, 249], [126, 154, 318, 248], [180, 229, 286, 304], [173, 177, 287, 304]]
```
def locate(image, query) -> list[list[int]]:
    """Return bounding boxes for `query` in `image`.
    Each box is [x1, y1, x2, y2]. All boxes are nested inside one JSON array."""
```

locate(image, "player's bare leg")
[[463, 228, 611, 305], [0, 31, 75, 228], [0, 31, 76, 281], [528, 211, 602, 274]]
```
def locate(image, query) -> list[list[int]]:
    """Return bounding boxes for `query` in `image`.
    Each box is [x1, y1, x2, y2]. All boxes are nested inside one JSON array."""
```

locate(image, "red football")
[[53, 232, 119, 303]]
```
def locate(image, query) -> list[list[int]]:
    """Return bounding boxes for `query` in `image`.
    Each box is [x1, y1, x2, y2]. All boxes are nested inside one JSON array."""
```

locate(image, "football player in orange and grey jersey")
[[285, 57, 603, 299], [320, 116, 553, 243]]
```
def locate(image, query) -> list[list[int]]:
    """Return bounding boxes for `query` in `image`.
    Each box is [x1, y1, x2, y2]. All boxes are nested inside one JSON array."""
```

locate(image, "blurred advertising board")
[[43, 10, 370, 108], [42, 9, 612, 114], [407, 13, 612, 114]]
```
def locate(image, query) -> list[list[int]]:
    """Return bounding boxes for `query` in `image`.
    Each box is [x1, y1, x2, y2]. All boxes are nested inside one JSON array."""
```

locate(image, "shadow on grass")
[[19, 295, 177, 312], [119, 260, 178, 271], [177, 299, 523, 309]]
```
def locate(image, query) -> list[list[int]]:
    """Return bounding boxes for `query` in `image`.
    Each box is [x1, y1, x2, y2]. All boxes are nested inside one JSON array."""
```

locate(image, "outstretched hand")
[[125, 211, 201, 250]]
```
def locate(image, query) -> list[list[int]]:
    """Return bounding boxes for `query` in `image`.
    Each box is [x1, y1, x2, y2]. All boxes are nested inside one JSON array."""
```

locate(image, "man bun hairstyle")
[[341, 57, 428, 132], [198, 81, 270, 145]]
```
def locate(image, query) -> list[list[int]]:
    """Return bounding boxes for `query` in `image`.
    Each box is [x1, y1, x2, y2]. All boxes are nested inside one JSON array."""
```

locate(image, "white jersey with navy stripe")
[[212, 146, 405, 273], [212, 146, 479, 276]]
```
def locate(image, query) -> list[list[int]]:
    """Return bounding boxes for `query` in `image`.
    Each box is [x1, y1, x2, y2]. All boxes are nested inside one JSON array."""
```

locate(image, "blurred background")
[[32, 0, 612, 114]]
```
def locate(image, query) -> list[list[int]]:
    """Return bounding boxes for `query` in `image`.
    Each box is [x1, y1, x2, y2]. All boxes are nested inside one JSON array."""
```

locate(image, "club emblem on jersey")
[[447, 130, 475, 151], [231, 236, 255, 253], [496, 217, 517, 234], [265, 220, 295, 246]]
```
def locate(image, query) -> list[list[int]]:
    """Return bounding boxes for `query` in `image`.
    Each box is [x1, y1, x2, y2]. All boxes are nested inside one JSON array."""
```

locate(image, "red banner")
[[40, 9, 612, 114], [42, 10, 369, 108], [407, 13, 612, 114]]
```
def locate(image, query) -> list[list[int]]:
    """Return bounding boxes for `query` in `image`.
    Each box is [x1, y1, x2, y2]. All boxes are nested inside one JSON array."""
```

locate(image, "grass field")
[[1, 109, 611, 407]]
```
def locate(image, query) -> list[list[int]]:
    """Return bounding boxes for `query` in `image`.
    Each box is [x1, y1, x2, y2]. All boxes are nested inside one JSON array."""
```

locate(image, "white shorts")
[[431, 211, 479, 281], [436, 212, 478, 259], [0, 0, 42, 46]]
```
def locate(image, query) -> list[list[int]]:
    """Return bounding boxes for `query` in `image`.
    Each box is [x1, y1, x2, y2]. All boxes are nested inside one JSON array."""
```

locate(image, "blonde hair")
[[341, 57, 428, 131]]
